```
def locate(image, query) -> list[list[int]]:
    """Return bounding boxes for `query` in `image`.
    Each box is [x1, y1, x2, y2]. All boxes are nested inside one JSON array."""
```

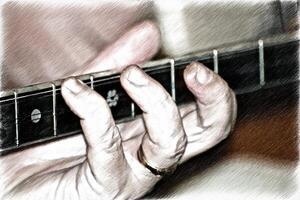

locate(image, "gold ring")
[[137, 147, 177, 176]]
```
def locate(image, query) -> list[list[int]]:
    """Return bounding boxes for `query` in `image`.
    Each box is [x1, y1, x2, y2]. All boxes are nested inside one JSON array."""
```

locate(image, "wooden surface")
[[148, 81, 299, 199]]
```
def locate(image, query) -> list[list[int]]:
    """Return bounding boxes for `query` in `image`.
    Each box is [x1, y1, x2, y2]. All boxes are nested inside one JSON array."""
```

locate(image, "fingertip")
[[121, 64, 141, 76], [62, 77, 85, 95], [183, 62, 199, 83], [184, 62, 231, 105], [61, 78, 82, 104], [121, 65, 149, 87], [184, 62, 212, 86]]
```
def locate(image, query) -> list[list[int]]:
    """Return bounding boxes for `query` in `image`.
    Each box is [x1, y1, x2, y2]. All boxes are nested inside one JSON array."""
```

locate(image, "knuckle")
[[160, 128, 187, 156]]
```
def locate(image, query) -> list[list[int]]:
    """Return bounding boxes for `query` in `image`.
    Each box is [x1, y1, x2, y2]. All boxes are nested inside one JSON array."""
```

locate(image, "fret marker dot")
[[31, 109, 41, 123]]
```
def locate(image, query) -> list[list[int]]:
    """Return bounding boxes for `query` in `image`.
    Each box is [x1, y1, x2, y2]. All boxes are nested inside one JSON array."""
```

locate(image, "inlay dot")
[[31, 109, 41, 123]]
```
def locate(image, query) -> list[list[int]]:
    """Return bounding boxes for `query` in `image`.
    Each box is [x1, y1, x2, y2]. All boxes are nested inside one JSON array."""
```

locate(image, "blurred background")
[[0, 0, 298, 89]]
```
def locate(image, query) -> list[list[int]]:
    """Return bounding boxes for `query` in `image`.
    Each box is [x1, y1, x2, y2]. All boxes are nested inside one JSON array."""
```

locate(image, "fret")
[[213, 49, 219, 74], [170, 59, 176, 101], [131, 103, 135, 118], [90, 75, 94, 89], [258, 40, 265, 86], [52, 84, 57, 137], [14, 91, 19, 146], [0, 37, 298, 155]]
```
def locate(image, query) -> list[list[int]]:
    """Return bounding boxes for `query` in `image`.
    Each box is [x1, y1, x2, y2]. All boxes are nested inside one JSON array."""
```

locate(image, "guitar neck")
[[0, 37, 299, 155]]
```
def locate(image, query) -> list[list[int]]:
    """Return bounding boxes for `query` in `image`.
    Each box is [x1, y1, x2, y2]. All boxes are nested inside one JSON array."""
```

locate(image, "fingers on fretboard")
[[0, 39, 299, 155]]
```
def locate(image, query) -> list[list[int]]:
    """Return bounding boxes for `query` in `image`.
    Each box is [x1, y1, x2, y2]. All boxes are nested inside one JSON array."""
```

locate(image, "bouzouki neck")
[[0, 37, 299, 155]]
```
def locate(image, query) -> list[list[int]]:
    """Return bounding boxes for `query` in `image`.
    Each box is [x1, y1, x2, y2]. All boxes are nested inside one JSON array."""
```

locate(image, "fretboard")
[[0, 37, 299, 155]]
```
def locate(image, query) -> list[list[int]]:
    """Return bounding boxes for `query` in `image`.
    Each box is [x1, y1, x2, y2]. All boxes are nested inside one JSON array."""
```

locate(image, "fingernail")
[[62, 78, 84, 94], [124, 65, 148, 86], [186, 62, 211, 85], [196, 67, 211, 85], [185, 62, 199, 81]]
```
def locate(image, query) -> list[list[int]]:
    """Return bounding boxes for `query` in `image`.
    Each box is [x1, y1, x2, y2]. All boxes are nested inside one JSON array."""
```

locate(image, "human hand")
[[0, 21, 237, 199]]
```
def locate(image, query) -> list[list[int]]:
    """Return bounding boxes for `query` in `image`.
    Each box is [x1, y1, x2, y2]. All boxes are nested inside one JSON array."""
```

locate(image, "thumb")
[[61, 78, 129, 188]]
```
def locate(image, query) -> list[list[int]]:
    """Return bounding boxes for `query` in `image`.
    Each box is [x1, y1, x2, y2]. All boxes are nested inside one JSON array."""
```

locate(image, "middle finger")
[[120, 65, 187, 171]]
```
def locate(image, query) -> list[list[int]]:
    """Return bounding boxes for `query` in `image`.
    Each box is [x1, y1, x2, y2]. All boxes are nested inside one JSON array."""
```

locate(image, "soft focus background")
[[0, 0, 299, 199]]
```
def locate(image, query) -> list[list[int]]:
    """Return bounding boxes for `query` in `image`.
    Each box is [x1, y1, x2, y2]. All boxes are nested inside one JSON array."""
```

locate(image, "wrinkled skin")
[[0, 21, 237, 200]]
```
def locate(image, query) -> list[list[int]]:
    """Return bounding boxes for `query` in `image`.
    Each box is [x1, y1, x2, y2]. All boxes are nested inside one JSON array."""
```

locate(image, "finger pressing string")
[[61, 78, 129, 186], [120, 65, 187, 171], [184, 62, 229, 105], [182, 62, 237, 161]]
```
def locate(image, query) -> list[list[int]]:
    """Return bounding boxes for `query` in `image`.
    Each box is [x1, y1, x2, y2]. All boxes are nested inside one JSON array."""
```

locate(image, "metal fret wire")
[[13, 91, 19, 146], [258, 40, 265, 86], [131, 103, 135, 118], [213, 49, 219, 74], [52, 84, 57, 136], [90, 75, 94, 89], [170, 59, 176, 101]]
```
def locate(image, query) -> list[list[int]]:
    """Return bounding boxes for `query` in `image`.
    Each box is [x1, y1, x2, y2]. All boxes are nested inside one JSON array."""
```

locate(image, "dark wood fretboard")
[[0, 38, 299, 155]]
